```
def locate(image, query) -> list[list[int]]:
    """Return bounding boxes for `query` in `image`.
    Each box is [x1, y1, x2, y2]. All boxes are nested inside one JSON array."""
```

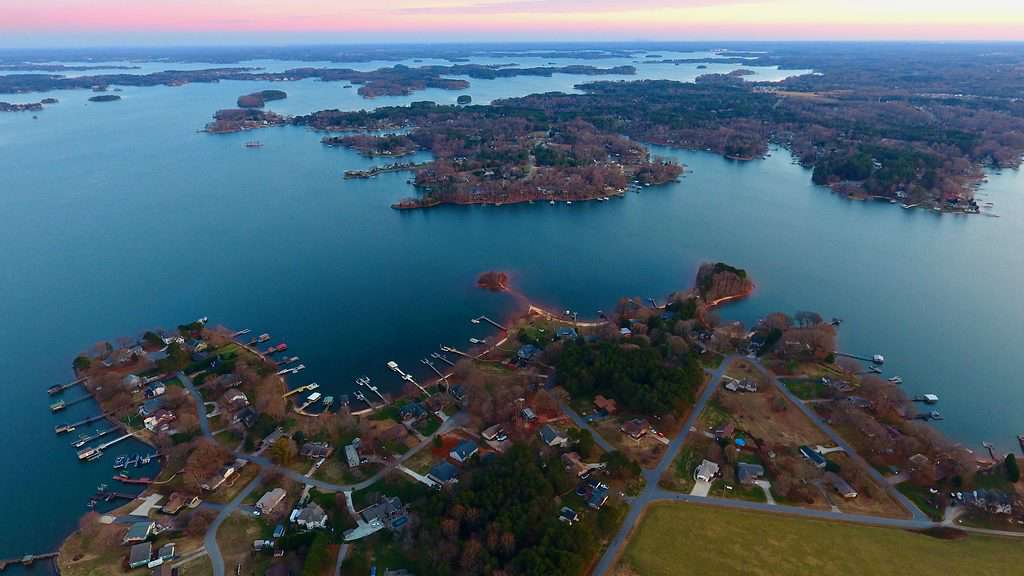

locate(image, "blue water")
[[0, 54, 1021, 566]]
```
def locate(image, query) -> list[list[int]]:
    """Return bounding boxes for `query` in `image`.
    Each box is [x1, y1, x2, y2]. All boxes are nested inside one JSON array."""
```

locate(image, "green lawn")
[[896, 483, 943, 521], [782, 378, 827, 400], [620, 503, 1024, 576]]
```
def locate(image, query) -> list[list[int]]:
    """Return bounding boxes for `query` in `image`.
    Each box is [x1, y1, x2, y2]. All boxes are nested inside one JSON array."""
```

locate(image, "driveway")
[[690, 479, 712, 497]]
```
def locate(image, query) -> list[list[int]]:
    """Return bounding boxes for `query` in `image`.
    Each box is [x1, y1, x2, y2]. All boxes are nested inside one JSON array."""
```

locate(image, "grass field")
[[617, 503, 1024, 576]]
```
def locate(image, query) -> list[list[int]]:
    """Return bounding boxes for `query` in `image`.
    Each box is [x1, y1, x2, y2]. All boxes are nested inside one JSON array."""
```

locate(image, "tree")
[[1006, 454, 1020, 483], [302, 533, 331, 575], [270, 437, 298, 465]]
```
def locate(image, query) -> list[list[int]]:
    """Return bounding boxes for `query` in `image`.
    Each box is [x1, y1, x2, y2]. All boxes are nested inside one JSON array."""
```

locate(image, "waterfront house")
[[517, 344, 540, 361], [429, 460, 460, 485], [619, 327, 633, 337], [123, 521, 155, 545], [449, 384, 467, 404], [233, 406, 258, 428], [222, 388, 249, 408], [145, 409, 176, 432], [400, 402, 428, 422], [539, 424, 569, 448], [738, 462, 765, 485], [587, 483, 609, 509], [799, 446, 827, 469], [128, 542, 152, 568], [695, 460, 720, 483], [294, 502, 328, 529], [123, 374, 143, 390], [161, 493, 187, 515], [300, 442, 332, 459], [621, 418, 650, 439], [157, 543, 176, 562], [256, 488, 287, 515], [145, 381, 166, 398], [556, 327, 578, 339], [139, 398, 164, 417], [521, 407, 537, 422], [450, 439, 479, 463]]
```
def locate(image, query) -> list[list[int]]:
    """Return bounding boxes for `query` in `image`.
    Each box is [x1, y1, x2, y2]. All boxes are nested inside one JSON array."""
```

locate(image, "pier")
[[72, 427, 119, 448], [421, 358, 447, 379], [276, 363, 305, 376], [282, 382, 319, 399], [56, 412, 112, 434], [835, 352, 886, 365], [387, 361, 431, 397], [356, 377, 387, 404], [50, 394, 93, 412], [98, 432, 137, 451], [471, 315, 507, 331], [230, 328, 251, 337], [48, 376, 87, 395], [431, 351, 455, 367], [440, 345, 475, 359], [0, 552, 58, 572]]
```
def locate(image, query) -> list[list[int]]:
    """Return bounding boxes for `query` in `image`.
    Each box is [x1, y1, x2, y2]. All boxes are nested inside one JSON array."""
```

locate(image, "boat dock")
[[421, 358, 447, 379], [48, 376, 87, 395], [50, 394, 93, 412], [471, 315, 507, 331], [387, 361, 431, 397], [430, 352, 455, 367], [440, 345, 474, 359], [97, 432, 137, 451], [230, 328, 251, 337], [276, 363, 305, 376], [0, 552, 58, 572], [55, 412, 111, 434], [835, 352, 885, 365], [72, 427, 118, 448], [356, 377, 387, 404], [282, 382, 319, 399]]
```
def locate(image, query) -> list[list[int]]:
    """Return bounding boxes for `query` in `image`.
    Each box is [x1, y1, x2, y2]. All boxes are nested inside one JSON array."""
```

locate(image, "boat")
[[929, 411, 944, 421], [871, 354, 885, 365], [914, 394, 939, 404], [469, 337, 485, 344], [50, 400, 66, 412], [77, 447, 102, 461], [888, 376, 903, 384], [245, 141, 264, 148], [306, 392, 322, 403], [55, 424, 74, 434], [549, 200, 555, 205]]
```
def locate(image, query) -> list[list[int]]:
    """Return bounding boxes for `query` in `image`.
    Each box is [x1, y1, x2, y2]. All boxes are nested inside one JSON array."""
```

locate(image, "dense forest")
[[556, 339, 702, 415]]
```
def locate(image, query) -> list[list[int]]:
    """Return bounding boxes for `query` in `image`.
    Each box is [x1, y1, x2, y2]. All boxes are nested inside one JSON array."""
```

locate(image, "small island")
[[476, 270, 510, 292], [236, 89, 287, 108], [88, 94, 121, 102]]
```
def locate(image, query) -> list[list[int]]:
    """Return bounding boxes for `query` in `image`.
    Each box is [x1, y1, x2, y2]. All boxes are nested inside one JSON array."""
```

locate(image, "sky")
[[3, 0, 1024, 47]]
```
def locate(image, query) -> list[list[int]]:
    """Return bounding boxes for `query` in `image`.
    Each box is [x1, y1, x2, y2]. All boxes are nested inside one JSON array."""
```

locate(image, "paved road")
[[752, 361, 930, 523], [590, 356, 734, 576], [204, 473, 263, 576], [179, 371, 211, 437], [560, 402, 615, 453], [334, 543, 349, 576]]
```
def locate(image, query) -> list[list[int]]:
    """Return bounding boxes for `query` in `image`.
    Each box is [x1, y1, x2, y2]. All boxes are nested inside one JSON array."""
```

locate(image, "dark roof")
[[556, 327, 578, 339], [429, 460, 459, 482], [451, 439, 478, 460], [517, 344, 540, 360], [128, 542, 152, 567], [737, 462, 764, 484], [539, 424, 565, 445]]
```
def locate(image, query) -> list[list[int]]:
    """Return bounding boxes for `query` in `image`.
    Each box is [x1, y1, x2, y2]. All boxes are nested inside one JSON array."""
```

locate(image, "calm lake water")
[[0, 53, 1021, 564]]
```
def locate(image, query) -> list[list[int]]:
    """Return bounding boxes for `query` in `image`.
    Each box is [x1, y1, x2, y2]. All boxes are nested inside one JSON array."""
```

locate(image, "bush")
[[1006, 454, 1020, 483]]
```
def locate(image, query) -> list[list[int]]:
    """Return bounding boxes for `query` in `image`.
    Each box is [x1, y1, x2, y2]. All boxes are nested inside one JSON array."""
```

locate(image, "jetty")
[[98, 432, 137, 451], [440, 345, 474, 359], [56, 412, 111, 434], [431, 352, 455, 367], [50, 394, 93, 412], [72, 427, 118, 448], [835, 352, 886, 365], [343, 161, 427, 179], [48, 376, 87, 395], [0, 552, 58, 572], [230, 328, 251, 338], [471, 315, 507, 331], [387, 361, 431, 397], [356, 377, 387, 404], [276, 363, 305, 376], [421, 358, 446, 379], [282, 382, 319, 399]]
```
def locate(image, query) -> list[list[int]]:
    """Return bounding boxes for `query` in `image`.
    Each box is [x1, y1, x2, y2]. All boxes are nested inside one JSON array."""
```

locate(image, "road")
[[178, 371, 211, 436], [204, 473, 263, 576], [560, 402, 615, 453]]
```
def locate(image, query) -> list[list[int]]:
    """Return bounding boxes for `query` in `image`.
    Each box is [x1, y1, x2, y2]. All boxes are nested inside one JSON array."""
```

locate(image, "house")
[[556, 327, 578, 339], [138, 398, 164, 417], [294, 502, 328, 529], [587, 483, 609, 509], [714, 422, 735, 441], [521, 407, 537, 422], [908, 453, 931, 468], [123, 374, 143, 390], [360, 496, 407, 529], [222, 388, 249, 408], [128, 542, 153, 568], [201, 464, 237, 492], [481, 424, 507, 442], [253, 540, 274, 551], [233, 406, 259, 428], [145, 381, 166, 398], [300, 442, 332, 459], [517, 344, 540, 361], [144, 409, 176, 432], [737, 380, 758, 392], [344, 442, 361, 468], [123, 521, 155, 544], [400, 402, 428, 422], [539, 424, 569, 448], [562, 452, 589, 478], [593, 395, 618, 415], [449, 439, 479, 463], [161, 492, 188, 515], [621, 418, 649, 439], [256, 488, 287, 515], [963, 490, 1013, 515], [450, 384, 466, 404], [799, 446, 827, 469], [695, 460, 720, 483], [428, 460, 460, 485], [157, 543, 176, 562], [619, 327, 633, 337], [273, 524, 286, 539], [559, 506, 580, 525], [738, 462, 765, 485], [824, 472, 858, 499]]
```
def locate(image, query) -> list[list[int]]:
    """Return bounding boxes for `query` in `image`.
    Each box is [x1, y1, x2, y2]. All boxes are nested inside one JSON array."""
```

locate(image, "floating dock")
[[387, 361, 431, 397], [55, 412, 111, 434], [835, 352, 886, 365], [50, 394, 92, 412], [282, 382, 319, 399], [356, 377, 387, 404], [430, 352, 455, 367], [48, 376, 87, 396], [440, 345, 474, 359]]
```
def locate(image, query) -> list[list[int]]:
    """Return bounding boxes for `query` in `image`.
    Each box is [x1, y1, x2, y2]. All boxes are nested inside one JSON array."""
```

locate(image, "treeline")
[[556, 339, 701, 415]]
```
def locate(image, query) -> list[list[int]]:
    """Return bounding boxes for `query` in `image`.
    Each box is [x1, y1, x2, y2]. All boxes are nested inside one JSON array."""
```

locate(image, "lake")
[[0, 52, 1021, 566]]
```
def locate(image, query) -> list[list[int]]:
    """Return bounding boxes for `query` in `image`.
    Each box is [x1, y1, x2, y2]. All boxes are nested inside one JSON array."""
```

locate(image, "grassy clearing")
[[619, 502, 1024, 576], [896, 483, 944, 521], [782, 378, 827, 400]]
